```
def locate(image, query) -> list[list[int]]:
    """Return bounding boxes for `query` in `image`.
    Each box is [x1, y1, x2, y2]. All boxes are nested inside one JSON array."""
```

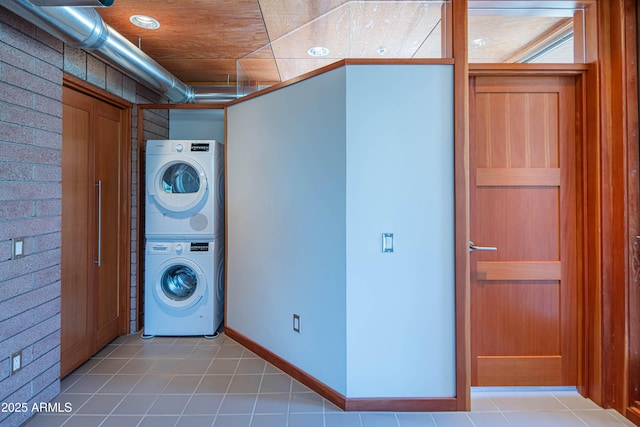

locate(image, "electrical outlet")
[[293, 314, 300, 333], [12, 238, 24, 260], [10, 350, 22, 375]]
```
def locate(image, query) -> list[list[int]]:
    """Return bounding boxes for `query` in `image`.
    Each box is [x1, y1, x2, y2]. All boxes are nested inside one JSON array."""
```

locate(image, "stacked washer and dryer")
[[144, 140, 224, 337]]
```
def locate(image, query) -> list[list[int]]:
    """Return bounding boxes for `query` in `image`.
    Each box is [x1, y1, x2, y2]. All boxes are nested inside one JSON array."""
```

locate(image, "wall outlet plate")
[[12, 238, 25, 260], [10, 350, 22, 375]]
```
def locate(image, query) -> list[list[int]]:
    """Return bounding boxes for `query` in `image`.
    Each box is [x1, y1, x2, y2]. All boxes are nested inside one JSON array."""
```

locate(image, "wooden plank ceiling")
[[96, 0, 579, 88]]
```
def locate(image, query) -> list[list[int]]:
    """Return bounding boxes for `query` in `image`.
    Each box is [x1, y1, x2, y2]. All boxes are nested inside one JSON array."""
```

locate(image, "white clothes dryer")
[[144, 240, 223, 336], [146, 140, 222, 239]]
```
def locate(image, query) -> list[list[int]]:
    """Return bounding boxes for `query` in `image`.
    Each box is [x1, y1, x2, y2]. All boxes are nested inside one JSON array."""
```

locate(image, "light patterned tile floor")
[[22, 332, 637, 427]]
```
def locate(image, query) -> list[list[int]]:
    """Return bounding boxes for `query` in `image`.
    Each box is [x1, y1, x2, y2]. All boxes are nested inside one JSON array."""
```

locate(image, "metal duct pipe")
[[193, 86, 238, 102], [2, 0, 237, 103], [30, 0, 114, 6]]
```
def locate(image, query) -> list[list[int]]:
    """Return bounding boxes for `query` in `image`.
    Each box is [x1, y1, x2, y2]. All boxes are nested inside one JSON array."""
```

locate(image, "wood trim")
[[476, 168, 561, 186], [477, 261, 562, 281], [625, 0, 640, 423], [583, 0, 599, 63], [627, 406, 640, 426], [62, 73, 132, 337], [474, 75, 567, 93], [477, 356, 563, 386], [453, 0, 470, 412], [468, 1, 596, 9], [224, 327, 347, 409], [470, 63, 589, 76], [345, 398, 457, 412], [573, 9, 586, 63], [597, 0, 629, 413], [136, 106, 145, 332], [224, 326, 458, 412], [63, 74, 133, 110], [119, 93, 132, 337], [582, 62, 603, 404]]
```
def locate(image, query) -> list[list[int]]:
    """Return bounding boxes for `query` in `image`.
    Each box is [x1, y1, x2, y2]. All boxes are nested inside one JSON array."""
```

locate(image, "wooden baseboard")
[[626, 405, 640, 426], [224, 326, 346, 408], [224, 326, 459, 412], [345, 397, 457, 412]]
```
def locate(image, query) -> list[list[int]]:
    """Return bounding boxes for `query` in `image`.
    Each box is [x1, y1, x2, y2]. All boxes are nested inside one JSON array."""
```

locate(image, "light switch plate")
[[382, 233, 394, 253], [293, 314, 300, 333]]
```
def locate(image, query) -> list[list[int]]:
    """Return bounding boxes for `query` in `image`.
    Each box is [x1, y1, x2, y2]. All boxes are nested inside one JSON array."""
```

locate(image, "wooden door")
[[61, 85, 127, 376], [94, 99, 123, 349], [61, 88, 95, 374], [470, 75, 579, 386]]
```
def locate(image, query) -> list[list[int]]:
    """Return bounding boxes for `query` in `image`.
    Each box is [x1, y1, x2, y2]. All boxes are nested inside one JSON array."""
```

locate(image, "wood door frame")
[[468, 62, 588, 386], [625, 1, 640, 422], [63, 73, 132, 339], [468, 71, 582, 387], [592, 0, 640, 418]]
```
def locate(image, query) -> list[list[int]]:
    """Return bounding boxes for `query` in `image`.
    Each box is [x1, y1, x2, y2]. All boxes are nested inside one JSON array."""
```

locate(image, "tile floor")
[[23, 332, 636, 427]]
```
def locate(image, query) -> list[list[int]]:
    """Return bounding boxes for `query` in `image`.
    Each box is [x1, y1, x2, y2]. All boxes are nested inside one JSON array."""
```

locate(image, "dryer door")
[[154, 258, 207, 310], [148, 158, 208, 214]]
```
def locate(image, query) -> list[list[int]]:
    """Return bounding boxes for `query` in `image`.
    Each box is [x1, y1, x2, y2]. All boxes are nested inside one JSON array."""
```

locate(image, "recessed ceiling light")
[[471, 38, 487, 48], [130, 15, 160, 30], [307, 46, 329, 57]]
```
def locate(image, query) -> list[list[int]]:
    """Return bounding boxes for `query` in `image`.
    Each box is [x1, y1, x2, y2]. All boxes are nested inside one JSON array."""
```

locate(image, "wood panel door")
[[94, 98, 124, 349], [61, 88, 94, 374], [469, 75, 579, 386], [61, 85, 128, 376]]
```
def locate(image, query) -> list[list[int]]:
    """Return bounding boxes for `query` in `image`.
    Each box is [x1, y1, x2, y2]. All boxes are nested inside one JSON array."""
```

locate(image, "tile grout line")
[[177, 339, 221, 423]]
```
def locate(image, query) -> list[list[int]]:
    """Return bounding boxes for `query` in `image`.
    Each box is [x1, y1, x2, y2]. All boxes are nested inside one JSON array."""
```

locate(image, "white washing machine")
[[146, 140, 223, 239], [144, 240, 224, 336]]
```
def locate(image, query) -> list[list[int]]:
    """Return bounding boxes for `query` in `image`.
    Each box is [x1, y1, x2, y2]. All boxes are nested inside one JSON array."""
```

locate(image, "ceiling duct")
[[29, 0, 114, 6], [2, 0, 237, 103]]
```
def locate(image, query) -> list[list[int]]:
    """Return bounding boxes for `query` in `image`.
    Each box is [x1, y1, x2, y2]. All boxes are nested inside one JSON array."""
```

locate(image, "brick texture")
[[0, 8, 168, 427]]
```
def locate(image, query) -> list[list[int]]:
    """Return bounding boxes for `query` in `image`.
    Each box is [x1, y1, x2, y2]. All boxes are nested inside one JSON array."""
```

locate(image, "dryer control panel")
[[190, 143, 210, 152]]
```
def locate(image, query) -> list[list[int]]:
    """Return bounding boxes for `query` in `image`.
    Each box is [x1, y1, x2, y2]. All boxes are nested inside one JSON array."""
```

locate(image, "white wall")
[[226, 63, 455, 399], [226, 68, 348, 394], [345, 65, 455, 397], [170, 109, 225, 141]]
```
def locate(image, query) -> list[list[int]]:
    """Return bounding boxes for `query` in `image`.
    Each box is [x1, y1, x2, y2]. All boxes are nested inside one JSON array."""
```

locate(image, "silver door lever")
[[469, 241, 498, 252]]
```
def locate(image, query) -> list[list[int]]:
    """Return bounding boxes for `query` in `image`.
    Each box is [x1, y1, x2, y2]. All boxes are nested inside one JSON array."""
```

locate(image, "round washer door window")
[[149, 159, 208, 214], [154, 259, 206, 309], [161, 265, 197, 301], [162, 163, 200, 194]]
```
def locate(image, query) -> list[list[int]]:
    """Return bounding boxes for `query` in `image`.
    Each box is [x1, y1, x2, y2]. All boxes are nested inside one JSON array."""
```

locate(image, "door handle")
[[469, 241, 497, 252], [96, 180, 102, 267]]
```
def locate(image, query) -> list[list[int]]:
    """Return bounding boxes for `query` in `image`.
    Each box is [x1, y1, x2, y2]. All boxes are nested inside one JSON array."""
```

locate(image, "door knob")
[[469, 241, 498, 252]]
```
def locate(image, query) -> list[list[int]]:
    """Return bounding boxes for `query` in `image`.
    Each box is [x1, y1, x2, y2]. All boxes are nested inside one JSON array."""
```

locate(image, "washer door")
[[154, 258, 206, 310], [148, 158, 208, 214]]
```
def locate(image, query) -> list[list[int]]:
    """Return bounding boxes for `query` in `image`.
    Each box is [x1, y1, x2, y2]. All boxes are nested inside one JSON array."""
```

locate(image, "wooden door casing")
[[470, 75, 580, 386]]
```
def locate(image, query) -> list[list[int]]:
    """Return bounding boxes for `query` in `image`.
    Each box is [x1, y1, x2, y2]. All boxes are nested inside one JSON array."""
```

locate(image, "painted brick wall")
[[0, 10, 168, 426], [0, 11, 64, 427]]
